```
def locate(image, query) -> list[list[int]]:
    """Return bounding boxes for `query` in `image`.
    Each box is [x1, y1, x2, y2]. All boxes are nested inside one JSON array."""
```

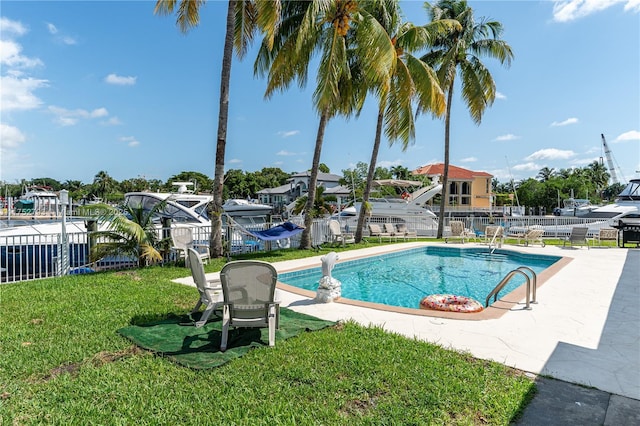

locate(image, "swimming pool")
[[279, 246, 562, 310]]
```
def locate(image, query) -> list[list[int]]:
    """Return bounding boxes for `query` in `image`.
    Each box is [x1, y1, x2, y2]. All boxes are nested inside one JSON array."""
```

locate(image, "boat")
[[330, 179, 441, 236], [553, 197, 596, 217], [353, 178, 442, 220], [14, 185, 60, 215], [222, 199, 273, 217], [583, 178, 640, 219]]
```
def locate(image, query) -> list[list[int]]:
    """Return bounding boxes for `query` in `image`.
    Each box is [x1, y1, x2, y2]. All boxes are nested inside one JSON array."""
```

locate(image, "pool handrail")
[[485, 267, 537, 310]]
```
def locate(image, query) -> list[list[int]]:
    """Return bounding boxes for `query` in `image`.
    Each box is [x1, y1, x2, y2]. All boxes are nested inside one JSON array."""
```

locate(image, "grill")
[[612, 223, 640, 248]]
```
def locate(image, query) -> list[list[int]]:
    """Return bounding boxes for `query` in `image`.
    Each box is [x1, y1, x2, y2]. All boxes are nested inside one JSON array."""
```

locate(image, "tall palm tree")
[[353, 2, 457, 242], [421, 0, 513, 238], [92, 170, 116, 201], [585, 160, 610, 194], [537, 166, 556, 182], [155, 0, 280, 257], [256, 0, 394, 249]]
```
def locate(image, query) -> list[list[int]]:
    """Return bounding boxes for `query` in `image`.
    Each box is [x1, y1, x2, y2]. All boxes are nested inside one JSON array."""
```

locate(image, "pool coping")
[[275, 242, 573, 321]]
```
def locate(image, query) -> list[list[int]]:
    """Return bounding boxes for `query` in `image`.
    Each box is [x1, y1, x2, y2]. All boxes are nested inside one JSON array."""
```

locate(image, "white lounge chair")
[[328, 220, 355, 245], [368, 223, 392, 242], [396, 223, 417, 240], [219, 260, 279, 352], [383, 223, 400, 240], [188, 248, 222, 328], [513, 227, 545, 247]]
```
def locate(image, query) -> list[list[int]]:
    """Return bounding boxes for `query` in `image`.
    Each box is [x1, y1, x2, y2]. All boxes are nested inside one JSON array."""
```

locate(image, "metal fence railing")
[[1, 215, 614, 284]]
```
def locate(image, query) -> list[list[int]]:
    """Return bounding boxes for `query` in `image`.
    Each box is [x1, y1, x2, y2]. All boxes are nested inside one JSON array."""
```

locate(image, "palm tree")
[[353, 3, 457, 242], [155, 0, 280, 257], [585, 161, 610, 194], [537, 167, 556, 182], [256, 0, 394, 249], [421, 0, 513, 238], [78, 202, 166, 266], [92, 170, 116, 201]]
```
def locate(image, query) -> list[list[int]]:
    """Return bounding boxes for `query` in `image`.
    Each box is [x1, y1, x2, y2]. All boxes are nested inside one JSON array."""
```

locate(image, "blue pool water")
[[279, 247, 562, 309]]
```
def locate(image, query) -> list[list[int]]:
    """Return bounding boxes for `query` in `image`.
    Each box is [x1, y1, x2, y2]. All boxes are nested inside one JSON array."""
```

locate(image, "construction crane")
[[600, 133, 624, 184]]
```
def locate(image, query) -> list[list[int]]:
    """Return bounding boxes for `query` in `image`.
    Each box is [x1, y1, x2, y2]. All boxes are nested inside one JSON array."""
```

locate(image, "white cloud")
[[45, 22, 77, 45], [551, 0, 634, 22], [494, 134, 520, 142], [277, 130, 300, 138], [570, 157, 600, 166], [277, 150, 298, 156], [526, 148, 576, 160], [495, 92, 506, 100], [459, 157, 477, 163], [0, 39, 42, 68], [119, 136, 139, 147], [625, 0, 640, 12], [102, 117, 123, 126], [550, 117, 578, 127], [48, 106, 110, 126], [228, 158, 242, 164], [512, 162, 541, 171], [0, 74, 48, 112], [613, 130, 640, 142], [105, 73, 137, 86], [0, 17, 28, 37], [0, 123, 26, 150]]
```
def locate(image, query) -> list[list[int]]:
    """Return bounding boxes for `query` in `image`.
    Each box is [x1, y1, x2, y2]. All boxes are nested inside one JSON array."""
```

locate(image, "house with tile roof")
[[413, 163, 493, 211]]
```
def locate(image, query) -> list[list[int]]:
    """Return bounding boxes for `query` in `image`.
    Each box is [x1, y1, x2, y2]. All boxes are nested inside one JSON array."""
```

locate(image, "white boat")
[[584, 178, 640, 220], [222, 199, 273, 217], [353, 178, 442, 220], [553, 197, 596, 217], [14, 185, 60, 214]]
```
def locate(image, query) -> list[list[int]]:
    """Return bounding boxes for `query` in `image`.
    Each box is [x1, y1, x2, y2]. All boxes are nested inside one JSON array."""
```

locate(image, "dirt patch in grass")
[[31, 346, 142, 383]]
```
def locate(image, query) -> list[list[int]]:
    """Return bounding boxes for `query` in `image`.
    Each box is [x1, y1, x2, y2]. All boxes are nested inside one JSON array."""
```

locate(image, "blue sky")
[[1, 0, 639, 186]]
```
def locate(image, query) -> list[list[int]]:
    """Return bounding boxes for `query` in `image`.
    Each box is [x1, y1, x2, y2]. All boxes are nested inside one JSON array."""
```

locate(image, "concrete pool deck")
[[175, 242, 640, 402]]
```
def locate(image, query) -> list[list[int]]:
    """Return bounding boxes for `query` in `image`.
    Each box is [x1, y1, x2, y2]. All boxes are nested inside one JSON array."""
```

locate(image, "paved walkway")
[[175, 242, 640, 418]]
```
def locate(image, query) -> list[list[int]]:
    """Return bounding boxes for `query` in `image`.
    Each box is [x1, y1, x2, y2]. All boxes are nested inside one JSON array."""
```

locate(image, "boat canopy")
[[372, 179, 423, 187]]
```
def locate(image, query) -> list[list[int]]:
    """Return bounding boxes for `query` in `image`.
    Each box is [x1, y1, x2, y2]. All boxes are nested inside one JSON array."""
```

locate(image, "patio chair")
[[328, 220, 355, 245], [484, 225, 504, 247], [562, 227, 589, 249], [383, 223, 400, 240], [219, 260, 279, 351], [590, 228, 618, 247], [513, 227, 546, 247], [188, 248, 222, 328], [445, 221, 468, 243], [396, 223, 417, 240], [368, 223, 392, 242], [172, 227, 210, 267]]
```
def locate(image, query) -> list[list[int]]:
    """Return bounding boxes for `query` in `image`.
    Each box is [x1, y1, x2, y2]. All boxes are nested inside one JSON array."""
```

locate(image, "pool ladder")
[[485, 266, 537, 310]]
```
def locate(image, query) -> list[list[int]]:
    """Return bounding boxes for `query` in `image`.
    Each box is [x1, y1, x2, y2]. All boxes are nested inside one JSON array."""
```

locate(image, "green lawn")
[[1, 242, 537, 425]]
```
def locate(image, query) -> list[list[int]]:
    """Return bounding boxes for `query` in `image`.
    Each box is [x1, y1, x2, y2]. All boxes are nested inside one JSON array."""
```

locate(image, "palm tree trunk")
[[210, 0, 237, 258], [355, 110, 384, 243], [300, 108, 329, 249], [437, 83, 454, 239]]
